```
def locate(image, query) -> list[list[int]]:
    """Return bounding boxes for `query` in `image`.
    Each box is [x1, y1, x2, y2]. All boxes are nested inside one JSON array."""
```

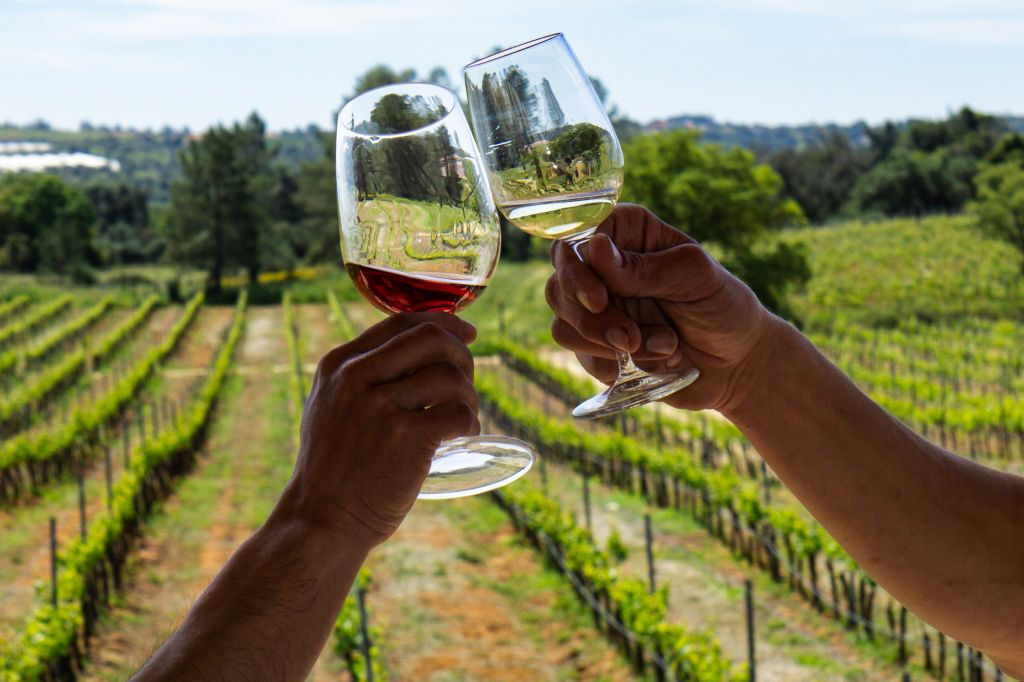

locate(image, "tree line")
[[2, 66, 1023, 318]]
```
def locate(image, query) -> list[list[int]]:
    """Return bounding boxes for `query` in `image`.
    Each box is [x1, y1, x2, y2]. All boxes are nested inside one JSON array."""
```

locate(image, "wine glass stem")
[[567, 233, 645, 382], [615, 350, 646, 383]]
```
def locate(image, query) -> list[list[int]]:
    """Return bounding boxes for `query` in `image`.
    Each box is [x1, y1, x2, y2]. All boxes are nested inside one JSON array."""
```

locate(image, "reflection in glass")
[[336, 83, 534, 499], [465, 35, 699, 420]]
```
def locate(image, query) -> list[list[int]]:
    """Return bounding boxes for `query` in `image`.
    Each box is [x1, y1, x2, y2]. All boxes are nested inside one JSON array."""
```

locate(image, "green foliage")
[[165, 113, 280, 290], [606, 527, 629, 563], [840, 108, 1003, 219], [0, 292, 245, 678], [968, 161, 1024, 273], [621, 129, 809, 317], [0, 294, 30, 325], [769, 133, 872, 223], [0, 295, 169, 477], [0, 174, 97, 274], [0, 295, 113, 381], [0, 294, 72, 347], [84, 182, 160, 265], [781, 215, 1024, 328], [843, 146, 975, 216], [498, 480, 737, 680]]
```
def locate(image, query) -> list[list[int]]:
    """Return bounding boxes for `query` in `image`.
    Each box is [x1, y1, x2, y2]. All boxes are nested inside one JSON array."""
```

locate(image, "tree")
[[621, 130, 809, 318], [769, 133, 872, 223], [165, 112, 276, 291], [84, 182, 159, 264], [968, 162, 1024, 273], [0, 173, 96, 275], [845, 107, 1005, 217]]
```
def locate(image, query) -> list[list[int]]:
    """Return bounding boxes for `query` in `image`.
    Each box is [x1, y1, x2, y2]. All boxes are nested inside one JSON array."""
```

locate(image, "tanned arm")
[[545, 203, 1024, 675], [133, 312, 480, 680]]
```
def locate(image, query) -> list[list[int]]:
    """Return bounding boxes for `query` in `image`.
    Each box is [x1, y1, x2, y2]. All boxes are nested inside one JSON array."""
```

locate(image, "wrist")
[[266, 479, 376, 561], [717, 313, 800, 424]]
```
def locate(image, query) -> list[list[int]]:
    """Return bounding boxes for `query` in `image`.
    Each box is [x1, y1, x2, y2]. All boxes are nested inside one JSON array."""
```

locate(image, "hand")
[[281, 313, 480, 550], [546, 203, 783, 414]]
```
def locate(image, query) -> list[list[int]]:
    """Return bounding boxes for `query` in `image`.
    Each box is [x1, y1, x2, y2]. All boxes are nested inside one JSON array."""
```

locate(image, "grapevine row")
[[0, 292, 247, 680], [0, 295, 30, 326], [0, 295, 114, 381], [475, 367, 999, 678], [0, 294, 73, 347], [0, 294, 196, 504], [0, 295, 159, 435]]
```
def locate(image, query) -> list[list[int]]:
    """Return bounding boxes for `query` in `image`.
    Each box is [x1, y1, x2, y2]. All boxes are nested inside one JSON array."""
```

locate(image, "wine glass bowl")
[[464, 34, 699, 419], [337, 83, 499, 313], [336, 83, 535, 499], [464, 35, 624, 246]]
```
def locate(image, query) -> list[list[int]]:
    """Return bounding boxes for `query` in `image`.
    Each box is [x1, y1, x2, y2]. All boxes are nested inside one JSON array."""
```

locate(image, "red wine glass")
[[336, 82, 535, 499]]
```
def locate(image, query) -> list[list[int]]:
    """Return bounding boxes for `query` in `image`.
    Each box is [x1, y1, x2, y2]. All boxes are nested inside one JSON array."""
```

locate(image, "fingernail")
[[609, 241, 624, 268], [577, 291, 597, 313], [646, 330, 677, 355], [606, 327, 631, 352], [667, 353, 683, 368]]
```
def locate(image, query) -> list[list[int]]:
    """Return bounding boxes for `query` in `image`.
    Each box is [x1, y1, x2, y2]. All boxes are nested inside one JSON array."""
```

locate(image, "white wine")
[[498, 188, 618, 241]]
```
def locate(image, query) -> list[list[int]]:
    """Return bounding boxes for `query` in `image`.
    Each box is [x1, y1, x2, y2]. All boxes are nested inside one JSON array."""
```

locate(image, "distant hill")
[[645, 114, 1024, 155], [0, 124, 326, 205], [2, 112, 1022, 202], [645, 115, 872, 153]]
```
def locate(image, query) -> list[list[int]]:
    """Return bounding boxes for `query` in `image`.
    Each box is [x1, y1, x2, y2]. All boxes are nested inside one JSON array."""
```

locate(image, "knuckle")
[[417, 321, 449, 344]]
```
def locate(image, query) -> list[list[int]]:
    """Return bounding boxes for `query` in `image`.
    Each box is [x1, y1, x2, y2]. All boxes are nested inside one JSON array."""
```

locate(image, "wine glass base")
[[418, 435, 535, 500], [572, 368, 700, 420]]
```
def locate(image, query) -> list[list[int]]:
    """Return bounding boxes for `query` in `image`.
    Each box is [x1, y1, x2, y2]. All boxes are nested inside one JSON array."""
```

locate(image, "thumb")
[[588, 233, 725, 302]]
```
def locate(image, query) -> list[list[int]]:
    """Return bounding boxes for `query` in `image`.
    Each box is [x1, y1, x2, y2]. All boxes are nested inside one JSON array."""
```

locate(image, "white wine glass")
[[336, 82, 535, 498], [463, 34, 699, 419]]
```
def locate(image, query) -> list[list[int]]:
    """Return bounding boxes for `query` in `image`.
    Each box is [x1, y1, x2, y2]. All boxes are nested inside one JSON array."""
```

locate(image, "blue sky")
[[2, 0, 1023, 132]]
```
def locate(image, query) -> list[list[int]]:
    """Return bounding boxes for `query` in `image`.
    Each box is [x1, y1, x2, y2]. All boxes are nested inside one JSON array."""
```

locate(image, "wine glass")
[[336, 82, 535, 499], [463, 33, 700, 419]]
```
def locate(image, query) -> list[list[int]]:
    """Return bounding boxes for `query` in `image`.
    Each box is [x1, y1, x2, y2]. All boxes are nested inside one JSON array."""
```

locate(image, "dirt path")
[[366, 495, 634, 681], [77, 306, 328, 679], [324, 301, 635, 681]]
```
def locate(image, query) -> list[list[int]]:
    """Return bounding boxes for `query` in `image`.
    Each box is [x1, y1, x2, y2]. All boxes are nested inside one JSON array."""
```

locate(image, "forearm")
[[723, 317, 1024, 669], [133, 485, 369, 681]]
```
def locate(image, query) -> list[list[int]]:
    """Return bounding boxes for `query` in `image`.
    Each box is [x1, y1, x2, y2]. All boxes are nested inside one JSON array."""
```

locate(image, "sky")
[[2, 0, 1024, 132]]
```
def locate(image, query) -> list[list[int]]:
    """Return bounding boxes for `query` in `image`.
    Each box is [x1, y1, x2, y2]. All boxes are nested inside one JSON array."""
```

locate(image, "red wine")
[[346, 263, 485, 314]]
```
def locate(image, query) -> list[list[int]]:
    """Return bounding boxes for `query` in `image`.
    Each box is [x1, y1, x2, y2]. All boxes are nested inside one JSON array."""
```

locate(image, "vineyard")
[[0, 212, 1020, 680]]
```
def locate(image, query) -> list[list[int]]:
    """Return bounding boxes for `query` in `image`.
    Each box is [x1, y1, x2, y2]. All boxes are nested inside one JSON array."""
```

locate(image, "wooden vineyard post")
[[761, 460, 771, 505], [582, 467, 592, 532], [123, 426, 131, 469], [654, 404, 663, 451], [137, 408, 146, 447], [104, 445, 113, 513], [644, 513, 656, 593], [78, 472, 86, 541], [745, 579, 756, 682], [539, 453, 548, 495], [49, 517, 57, 607], [357, 585, 374, 682]]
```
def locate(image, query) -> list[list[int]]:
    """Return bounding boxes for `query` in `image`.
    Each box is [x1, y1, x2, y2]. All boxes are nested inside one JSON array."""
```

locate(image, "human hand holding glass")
[[335, 83, 535, 499], [463, 34, 699, 418]]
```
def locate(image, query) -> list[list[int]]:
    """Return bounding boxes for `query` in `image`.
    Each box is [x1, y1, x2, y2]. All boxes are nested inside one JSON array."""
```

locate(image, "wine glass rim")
[[336, 82, 460, 141], [463, 33, 564, 69]]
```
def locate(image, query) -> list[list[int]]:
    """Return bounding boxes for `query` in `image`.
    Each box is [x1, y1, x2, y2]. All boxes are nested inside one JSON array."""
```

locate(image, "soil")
[[366, 495, 635, 681]]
